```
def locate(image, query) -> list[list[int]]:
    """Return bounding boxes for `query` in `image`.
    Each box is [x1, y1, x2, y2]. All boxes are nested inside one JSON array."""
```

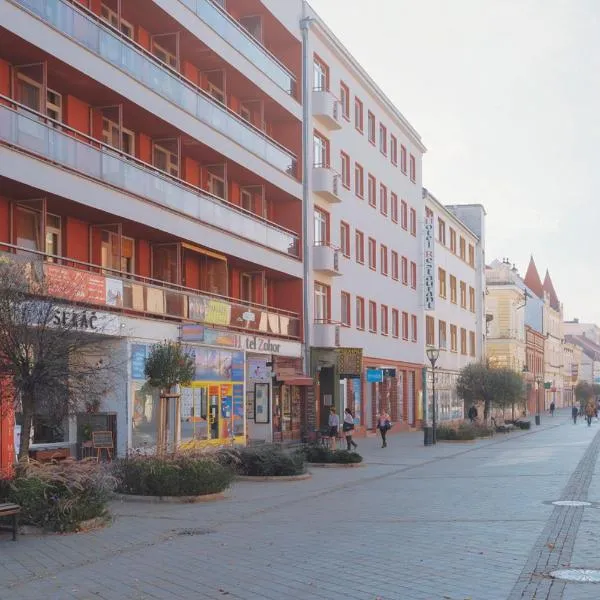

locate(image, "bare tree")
[[0, 257, 119, 459]]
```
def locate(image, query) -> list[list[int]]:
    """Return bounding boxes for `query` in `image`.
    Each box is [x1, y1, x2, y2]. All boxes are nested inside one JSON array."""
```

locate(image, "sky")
[[309, 0, 600, 324]]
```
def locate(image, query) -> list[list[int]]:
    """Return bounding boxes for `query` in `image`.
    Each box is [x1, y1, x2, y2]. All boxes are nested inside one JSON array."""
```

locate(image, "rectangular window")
[[341, 291, 351, 326], [356, 297, 365, 330], [426, 207, 433, 218], [355, 97, 364, 132], [313, 55, 329, 91], [450, 275, 457, 304], [469, 286, 476, 313], [450, 324, 458, 352], [368, 174, 377, 207], [392, 309, 399, 338], [379, 184, 388, 216], [340, 82, 350, 120], [411, 315, 418, 342], [355, 163, 364, 198], [400, 145, 407, 174], [402, 311, 409, 340], [439, 320, 447, 349], [390, 135, 398, 165], [369, 301, 377, 333], [314, 282, 330, 322], [340, 221, 350, 257], [410, 154, 416, 182], [381, 305, 389, 335], [468, 244, 475, 267], [469, 331, 476, 357], [460, 281, 467, 308], [340, 151, 350, 189], [313, 130, 330, 167], [368, 111, 376, 144], [460, 328, 467, 355], [438, 268, 447, 298], [313, 207, 329, 245], [450, 228, 457, 253], [368, 237, 376, 270], [355, 230, 365, 264], [100, 3, 134, 38], [391, 193, 398, 223], [391, 251, 399, 280], [410, 208, 416, 236], [401, 200, 408, 229], [438, 218, 446, 245], [426, 315, 435, 346], [380, 245, 388, 276], [379, 123, 387, 155], [402, 257, 408, 285], [410, 261, 417, 289], [459, 236, 466, 260]]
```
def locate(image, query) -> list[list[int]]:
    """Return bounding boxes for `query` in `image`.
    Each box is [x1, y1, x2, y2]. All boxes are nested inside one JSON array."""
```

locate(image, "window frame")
[[400, 145, 407, 174], [450, 275, 457, 304], [354, 163, 364, 198], [401, 256, 408, 285], [340, 151, 351, 189], [367, 111, 376, 144], [368, 300, 377, 333], [379, 183, 388, 216], [354, 97, 364, 132], [438, 268, 447, 298], [401, 200, 408, 230], [380, 305, 389, 336], [402, 311, 409, 340], [340, 221, 350, 257], [368, 237, 377, 270], [313, 206, 330, 246], [340, 81, 350, 120], [411, 315, 418, 342], [356, 296, 365, 330], [390, 135, 398, 165], [450, 324, 458, 352], [426, 315, 435, 347], [314, 281, 331, 323], [380, 244, 388, 276], [368, 174, 377, 208], [410, 261, 417, 289], [391, 193, 398, 223], [469, 331, 476, 357], [355, 230, 365, 264], [460, 328, 467, 355], [341, 291, 351, 327], [409, 208, 417, 236], [391, 250, 399, 281], [313, 130, 330, 168], [438, 218, 446, 245], [379, 123, 387, 155], [439, 320, 447, 350], [410, 154, 416, 183], [469, 286, 476, 313], [313, 54, 329, 91], [460, 281, 467, 309], [392, 309, 400, 338]]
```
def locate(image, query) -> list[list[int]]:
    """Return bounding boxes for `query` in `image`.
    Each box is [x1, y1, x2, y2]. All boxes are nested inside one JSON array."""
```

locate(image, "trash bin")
[[535, 415, 541, 426], [424, 426, 434, 446]]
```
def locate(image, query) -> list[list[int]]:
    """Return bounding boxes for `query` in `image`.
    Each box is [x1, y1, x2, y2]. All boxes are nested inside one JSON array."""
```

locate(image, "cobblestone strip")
[[507, 429, 600, 600]]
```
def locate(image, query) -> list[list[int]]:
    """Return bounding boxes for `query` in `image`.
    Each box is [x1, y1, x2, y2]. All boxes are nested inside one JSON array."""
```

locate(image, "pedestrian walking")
[[585, 403, 595, 427], [328, 407, 340, 449], [467, 404, 478, 423], [343, 408, 358, 451], [572, 405, 579, 425], [376, 409, 392, 448], [550, 401, 555, 417]]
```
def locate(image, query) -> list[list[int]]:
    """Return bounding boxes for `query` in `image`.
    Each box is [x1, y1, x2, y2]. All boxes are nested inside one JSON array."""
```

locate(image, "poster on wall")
[[193, 348, 245, 381], [254, 383, 270, 424], [106, 278, 124, 307], [247, 357, 270, 382], [131, 344, 148, 380], [352, 379, 362, 425]]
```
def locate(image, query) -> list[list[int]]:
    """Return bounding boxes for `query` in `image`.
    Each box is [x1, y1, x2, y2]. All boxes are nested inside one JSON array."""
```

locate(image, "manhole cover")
[[552, 500, 592, 507], [550, 569, 600, 583], [175, 528, 215, 536]]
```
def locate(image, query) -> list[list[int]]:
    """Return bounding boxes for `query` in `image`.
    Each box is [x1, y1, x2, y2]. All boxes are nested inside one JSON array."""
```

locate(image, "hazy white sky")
[[309, 0, 600, 323]]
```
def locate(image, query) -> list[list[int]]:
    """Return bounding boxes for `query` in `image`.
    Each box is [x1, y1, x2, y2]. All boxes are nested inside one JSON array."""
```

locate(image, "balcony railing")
[[0, 99, 300, 258], [179, 0, 297, 97], [0, 243, 301, 339], [12, 0, 298, 177]]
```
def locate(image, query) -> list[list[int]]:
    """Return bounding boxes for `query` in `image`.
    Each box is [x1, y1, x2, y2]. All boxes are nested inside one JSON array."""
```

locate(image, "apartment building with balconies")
[[300, 2, 426, 434], [0, 0, 309, 457]]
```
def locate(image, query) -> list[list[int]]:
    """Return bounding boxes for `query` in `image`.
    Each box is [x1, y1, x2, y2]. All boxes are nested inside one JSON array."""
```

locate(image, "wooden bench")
[[0, 503, 21, 541], [491, 418, 515, 434]]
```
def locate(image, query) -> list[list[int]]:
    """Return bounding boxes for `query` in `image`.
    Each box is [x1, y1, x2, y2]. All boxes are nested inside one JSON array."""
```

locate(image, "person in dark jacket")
[[467, 404, 478, 423], [572, 405, 579, 424]]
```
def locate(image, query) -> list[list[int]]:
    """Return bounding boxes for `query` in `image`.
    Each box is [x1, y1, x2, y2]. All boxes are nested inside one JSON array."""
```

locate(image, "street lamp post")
[[535, 376, 542, 426], [426, 346, 440, 445]]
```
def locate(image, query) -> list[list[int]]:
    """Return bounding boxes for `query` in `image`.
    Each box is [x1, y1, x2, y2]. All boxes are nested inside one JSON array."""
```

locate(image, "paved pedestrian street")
[[2, 411, 600, 600]]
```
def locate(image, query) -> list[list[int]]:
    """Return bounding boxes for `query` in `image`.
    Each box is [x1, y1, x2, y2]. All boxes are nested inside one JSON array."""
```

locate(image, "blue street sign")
[[366, 368, 383, 383]]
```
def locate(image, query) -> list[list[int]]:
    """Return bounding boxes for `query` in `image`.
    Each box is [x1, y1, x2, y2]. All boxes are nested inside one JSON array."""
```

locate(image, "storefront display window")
[[131, 382, 160, 450]]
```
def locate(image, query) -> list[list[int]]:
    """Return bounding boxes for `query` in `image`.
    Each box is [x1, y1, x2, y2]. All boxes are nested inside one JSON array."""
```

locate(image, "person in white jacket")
[[343, 408, 358, 451]]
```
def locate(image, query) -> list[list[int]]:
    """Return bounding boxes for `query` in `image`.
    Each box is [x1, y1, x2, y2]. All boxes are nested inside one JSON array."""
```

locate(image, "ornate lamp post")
[[426, 346, 440, 444]]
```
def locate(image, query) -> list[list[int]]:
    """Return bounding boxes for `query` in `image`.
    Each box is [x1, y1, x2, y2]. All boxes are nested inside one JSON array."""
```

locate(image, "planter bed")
[[236, 473, 311, 482], [116, 492, 227, 503], [307, 462, 365, 468]]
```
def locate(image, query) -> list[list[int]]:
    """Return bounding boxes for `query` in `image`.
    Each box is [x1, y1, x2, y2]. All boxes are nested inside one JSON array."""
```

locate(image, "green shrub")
[[220, 445, 305, 477], [301, 445, 362, 464], [1, 459, 115, 532], [436, 426, 460, 440], [113, 452, 234, 497]]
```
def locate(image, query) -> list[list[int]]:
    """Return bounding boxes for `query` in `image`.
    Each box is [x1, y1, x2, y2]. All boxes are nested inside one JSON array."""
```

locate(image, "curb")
[[17, 515, 111, 536], [115, 492, 227, 503], [307, 462, 365, 468], [236, 473, 311, 482]]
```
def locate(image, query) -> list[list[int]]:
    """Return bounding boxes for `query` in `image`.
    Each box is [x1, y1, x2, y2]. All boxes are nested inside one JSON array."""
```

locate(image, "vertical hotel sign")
[[423, 216, 435, 310]]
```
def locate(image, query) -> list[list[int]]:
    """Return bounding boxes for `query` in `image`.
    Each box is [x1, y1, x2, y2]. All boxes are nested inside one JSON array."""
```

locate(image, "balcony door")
[[314, 282, 330, 323], [153, 138, 180, 177], [240, 271, 266, 306]]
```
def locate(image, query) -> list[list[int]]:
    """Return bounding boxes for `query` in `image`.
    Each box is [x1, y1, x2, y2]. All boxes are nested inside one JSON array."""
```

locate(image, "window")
[[379, 184, 388, 216], [152, 40, 177, 68], [355, 230, 365, 263], [369, 301, 377, 333], [402, 257, 408, 285], [313, 55, 329, 91], [410, 261, 417, 289], [400, 145, 407, 174], [340, 222, 350, 257], [314, 282, 330, 322], [46, 89, 62, 122], [381, 305, 389, 335], [469, 286, 476, 313], [426, 315, 435, 346], [439, 320, 447, 349], [468, 244, 475, 267], [239, 15, 263, 41], [438, 268, 447, 298], [460, 328, 467, 355], [391, 193, 398, 223], [392, 309, 399, 338], [469, 331, 476, 357], [154, 144, 179, 177], [101, 230, 135, 275], [354, 97, 364, 132], [340, 151, 350, 188], [380, 245, 388, 276], [401, 200, 408, 229], [313, 207, 329, 246], [409, 208, 416, 236], [341, 292, 351, 326], [425, 207, 433, 219], [313, 131, 329, 167], [368, 174, 377, 207], [459, 236, 466, 260], [102, 118, 135, 155], [340, 82, 350, 120], [207, 170, 226, 199], [100, 3, 133, 38], [411, 315, 418, 342], [410, 154, 416, 182], [367, 111, 376, 144], [379, 123, 387, 155], [450, 228, 457, 253], [391, 251, 399, 280], [356, 297, 365, 330], [450, 275, 457, 304], [460, 281, 467, 308], [355, 163, 364, 198], [45, 213, 62, 260], [438, 218, 446, 245], [450, 325, 458, 352], [368, 237, 376, 270], [390, 135, 398, 165], [402, 312, 409, 340]]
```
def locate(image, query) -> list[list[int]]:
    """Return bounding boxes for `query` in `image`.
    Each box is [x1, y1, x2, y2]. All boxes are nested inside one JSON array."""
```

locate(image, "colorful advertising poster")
[[233, 384, 244, 417], [45, 263, 105, 304], [352, 378, 362, 425], [131, 344, 148, 380], [188, 297, 231, 326], [193, 348, 244, 382], [231, 351, 244, 382], [105, 278, 124, 307]]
